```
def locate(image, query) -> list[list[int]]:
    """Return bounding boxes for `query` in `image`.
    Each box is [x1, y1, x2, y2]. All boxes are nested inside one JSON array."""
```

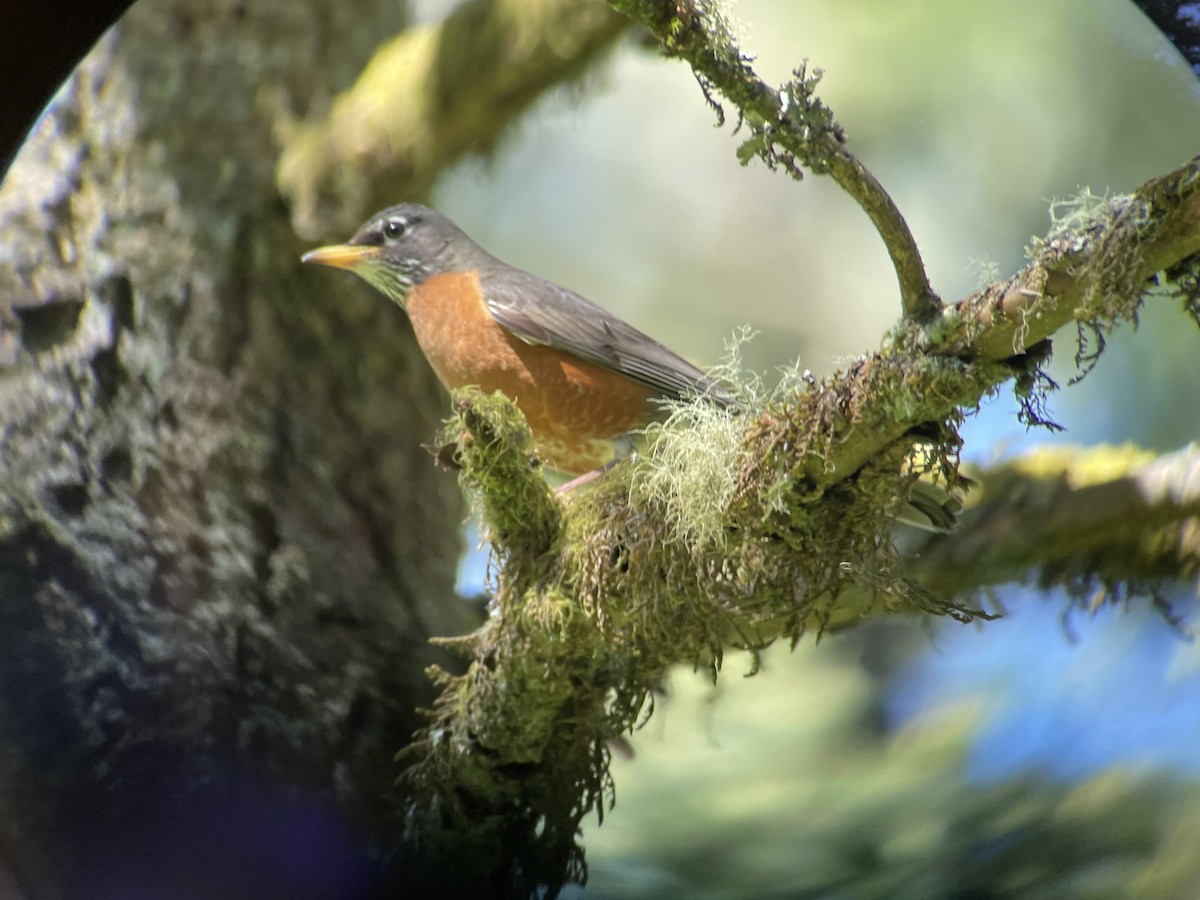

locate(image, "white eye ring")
[[383, 218, 408, 240]]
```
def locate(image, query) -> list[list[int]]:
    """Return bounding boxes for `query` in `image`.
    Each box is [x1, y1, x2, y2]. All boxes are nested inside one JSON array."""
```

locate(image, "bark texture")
[[0, 2, 474, 897]]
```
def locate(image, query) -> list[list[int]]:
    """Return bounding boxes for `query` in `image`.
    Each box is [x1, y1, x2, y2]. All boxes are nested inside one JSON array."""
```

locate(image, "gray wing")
[[479, 266, 733, 406]]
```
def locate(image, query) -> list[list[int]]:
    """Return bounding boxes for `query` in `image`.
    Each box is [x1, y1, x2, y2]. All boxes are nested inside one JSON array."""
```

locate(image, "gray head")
[[301, 203, 496, 307]]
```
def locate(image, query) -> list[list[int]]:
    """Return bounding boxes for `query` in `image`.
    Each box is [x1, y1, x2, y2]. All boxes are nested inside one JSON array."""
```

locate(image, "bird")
[[301, 203, 732, 477], [301, 203, 958, 530]]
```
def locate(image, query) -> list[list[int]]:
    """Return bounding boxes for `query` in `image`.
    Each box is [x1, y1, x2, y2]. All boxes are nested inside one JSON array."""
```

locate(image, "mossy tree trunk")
[[0, 2, 476, 896]]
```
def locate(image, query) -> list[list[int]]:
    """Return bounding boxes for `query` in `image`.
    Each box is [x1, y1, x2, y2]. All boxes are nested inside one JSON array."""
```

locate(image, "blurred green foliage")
[[575, 640, 1200, 899]]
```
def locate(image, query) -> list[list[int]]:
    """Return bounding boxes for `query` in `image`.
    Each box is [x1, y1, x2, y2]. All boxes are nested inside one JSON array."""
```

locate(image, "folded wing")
[[480, 266, 733, 407]]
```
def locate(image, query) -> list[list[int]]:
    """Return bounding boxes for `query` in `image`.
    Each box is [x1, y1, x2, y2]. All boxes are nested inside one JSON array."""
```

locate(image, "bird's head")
[[302, 203, 488, 308]]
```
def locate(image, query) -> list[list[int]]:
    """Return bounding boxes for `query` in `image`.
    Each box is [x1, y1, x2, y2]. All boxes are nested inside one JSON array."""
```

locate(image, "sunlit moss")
[[631, 328, 760, 549], [1027, 187, 1153, 377], [440, 387, 563, 572]]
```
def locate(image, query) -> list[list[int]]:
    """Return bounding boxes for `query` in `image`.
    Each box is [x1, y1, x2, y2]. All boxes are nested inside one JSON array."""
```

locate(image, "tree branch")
[[288, 4, 1200, 894], [805, 161, 1200, 492], [909, 443, 1200, 597], [608, 0, 940, 321], [277, 0, 628, 239], [399, 152, 1200, 895]]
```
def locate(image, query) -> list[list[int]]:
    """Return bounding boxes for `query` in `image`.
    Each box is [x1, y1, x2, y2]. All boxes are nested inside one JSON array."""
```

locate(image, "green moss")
[[441, 386, 562, 569], [403, 333, 995, 893], [1023, 188, 1154, 379]]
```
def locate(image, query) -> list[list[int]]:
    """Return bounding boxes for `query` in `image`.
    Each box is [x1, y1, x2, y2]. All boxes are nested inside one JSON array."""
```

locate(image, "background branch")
[[909, 443, 1200, 596], [278, 0, 628, 239]]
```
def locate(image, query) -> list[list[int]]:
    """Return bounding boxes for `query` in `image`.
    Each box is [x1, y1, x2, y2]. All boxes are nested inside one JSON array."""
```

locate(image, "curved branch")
[[828, 148, 940, 319], [608, 0, 940, 320], [810, 156, 1200, 490]]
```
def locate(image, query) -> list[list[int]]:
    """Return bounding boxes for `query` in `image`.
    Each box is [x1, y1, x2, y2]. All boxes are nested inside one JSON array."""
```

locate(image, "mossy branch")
[[938, 173, 1200, 360], [607, 0, 940, 320], [357, 4, 1200, 892], [401, 155, 1200, 897], [908, 443, 1200, 598], [277, 0, 628, 238], [806, 156, 1200, 490]]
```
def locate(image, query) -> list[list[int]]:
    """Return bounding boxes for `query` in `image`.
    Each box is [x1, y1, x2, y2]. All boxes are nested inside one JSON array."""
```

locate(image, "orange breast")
[[405, 271, 656, 474]]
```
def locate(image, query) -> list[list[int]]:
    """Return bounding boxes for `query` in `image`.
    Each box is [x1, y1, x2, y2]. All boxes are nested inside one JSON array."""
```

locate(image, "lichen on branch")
[[401, 360, 985, 891], [380, 5, 1200, 893]]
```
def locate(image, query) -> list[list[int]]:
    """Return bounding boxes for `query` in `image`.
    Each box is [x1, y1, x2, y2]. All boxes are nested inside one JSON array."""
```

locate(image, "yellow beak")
[[300, 243, 382, 271]]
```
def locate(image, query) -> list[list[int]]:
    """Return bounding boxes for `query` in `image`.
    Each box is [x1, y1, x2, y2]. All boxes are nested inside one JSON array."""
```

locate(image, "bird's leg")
[[554, 435, 635, 494], [554, 459, 619, 493]]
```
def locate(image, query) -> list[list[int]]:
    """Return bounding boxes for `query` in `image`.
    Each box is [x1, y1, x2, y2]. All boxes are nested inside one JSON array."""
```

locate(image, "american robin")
[[301, 203, 732, 479], [302, 203, 957, 529]]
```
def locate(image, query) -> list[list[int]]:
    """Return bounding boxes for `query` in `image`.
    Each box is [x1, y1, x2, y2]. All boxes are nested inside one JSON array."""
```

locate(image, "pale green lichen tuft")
[[1036, 186, 1117, 250], [1022, 187, 1154, 384], [628, 328, 838, 548], [633, 401, 745, 548], [630, 328, 761, 547]]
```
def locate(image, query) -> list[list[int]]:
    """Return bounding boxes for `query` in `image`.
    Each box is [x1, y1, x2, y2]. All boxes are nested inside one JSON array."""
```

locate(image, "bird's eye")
[[382, 218, 408, 240]]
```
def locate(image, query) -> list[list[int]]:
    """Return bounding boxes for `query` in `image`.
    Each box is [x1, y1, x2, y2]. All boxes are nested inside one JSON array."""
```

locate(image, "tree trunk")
[[0, 2, 475, 896]]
